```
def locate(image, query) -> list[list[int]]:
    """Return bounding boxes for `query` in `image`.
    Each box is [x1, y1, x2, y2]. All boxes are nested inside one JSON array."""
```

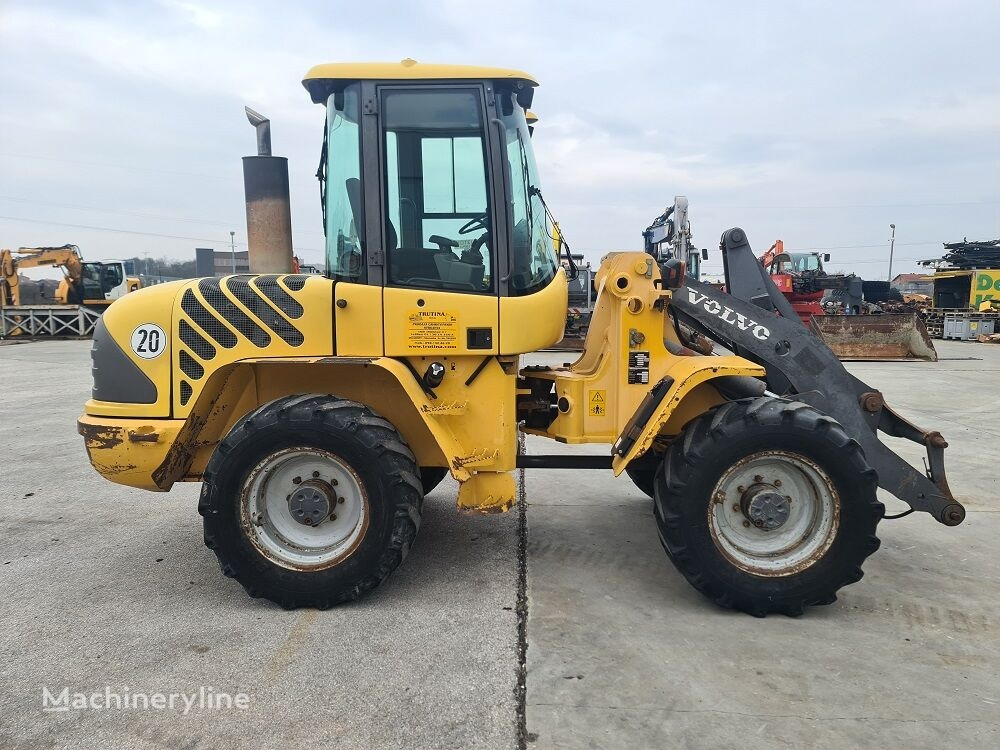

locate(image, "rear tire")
[[199, 394, 422, 609], [654, 397, 883, 617], [419, 467, 449, 496]]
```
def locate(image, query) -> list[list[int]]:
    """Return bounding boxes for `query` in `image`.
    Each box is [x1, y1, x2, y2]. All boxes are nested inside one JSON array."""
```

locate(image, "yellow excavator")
[[0, 245, 140, 307], [78, 60, 963, 617]]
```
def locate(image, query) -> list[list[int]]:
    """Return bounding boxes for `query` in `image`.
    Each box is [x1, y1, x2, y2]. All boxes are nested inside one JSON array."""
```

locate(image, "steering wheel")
[[458, 214, 489, 235], [338, 248, 362, 277]]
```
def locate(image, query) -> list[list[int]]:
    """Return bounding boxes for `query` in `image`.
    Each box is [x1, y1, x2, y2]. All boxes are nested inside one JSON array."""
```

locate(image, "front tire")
[[654, 397, 883, 617], [624, 450, 662, 499], [199, 394, 422, 609]]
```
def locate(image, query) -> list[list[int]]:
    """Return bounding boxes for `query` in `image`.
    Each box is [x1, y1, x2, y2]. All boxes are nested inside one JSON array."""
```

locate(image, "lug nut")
[[292, 477, 302, 485], [773, 479, 782, 487], [330, 513, 337, 521], [732, 503, 741, 512], [312, 471, 320, 478], [742, 520, 751, 528], [754, 475, 764, 483], [737, 485, 746, 494], [338, 497, 345, 504]]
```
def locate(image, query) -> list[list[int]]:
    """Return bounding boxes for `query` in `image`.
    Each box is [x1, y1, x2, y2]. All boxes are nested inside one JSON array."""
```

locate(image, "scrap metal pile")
[[934, 239, 1000, 269]]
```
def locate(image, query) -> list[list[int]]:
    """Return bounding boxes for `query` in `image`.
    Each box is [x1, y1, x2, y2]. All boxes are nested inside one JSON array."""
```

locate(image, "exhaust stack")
[[242, 107, 294, 274]]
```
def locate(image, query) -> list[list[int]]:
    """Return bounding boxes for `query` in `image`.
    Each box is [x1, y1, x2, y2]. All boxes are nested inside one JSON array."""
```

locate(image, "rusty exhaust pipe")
[[242, 107, 294, 274]]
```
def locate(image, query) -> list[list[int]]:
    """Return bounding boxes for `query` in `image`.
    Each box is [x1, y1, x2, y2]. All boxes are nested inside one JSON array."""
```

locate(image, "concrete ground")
[[0, 340, 518, 750], [1, 338, 998, 749]]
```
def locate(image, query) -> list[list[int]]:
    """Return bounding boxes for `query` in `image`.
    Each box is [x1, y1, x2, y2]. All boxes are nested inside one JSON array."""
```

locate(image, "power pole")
[[887, 223, 896, 283], [230, 231, 237, 273]]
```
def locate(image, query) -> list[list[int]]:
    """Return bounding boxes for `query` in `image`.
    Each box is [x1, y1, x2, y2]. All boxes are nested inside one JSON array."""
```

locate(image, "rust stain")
[[451, 448, 500, 469], [151, 413, 207, 489], [93, 460, 138, 475], [128, 427, 159, 443], [77, 422, 123, 450]]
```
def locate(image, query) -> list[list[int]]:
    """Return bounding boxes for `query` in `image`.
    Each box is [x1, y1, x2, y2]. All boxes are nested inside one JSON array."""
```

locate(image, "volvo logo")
[[685, 289, 771, 341]]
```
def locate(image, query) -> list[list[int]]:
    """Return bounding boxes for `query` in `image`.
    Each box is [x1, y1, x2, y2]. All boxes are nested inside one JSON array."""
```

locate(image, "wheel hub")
[[742, 487, 791, 530], [288, 479, 334, 526], [708, 450, 840, 577]]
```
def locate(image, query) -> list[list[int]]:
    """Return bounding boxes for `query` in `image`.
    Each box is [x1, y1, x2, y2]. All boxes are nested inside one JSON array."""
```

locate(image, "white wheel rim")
[[240, 447, 369, 571], [708, 450, 839, 577]]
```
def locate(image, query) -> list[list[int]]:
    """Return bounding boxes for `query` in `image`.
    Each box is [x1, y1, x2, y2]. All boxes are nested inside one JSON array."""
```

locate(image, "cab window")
[[323, 84, 364, 281], [498, 92, 557, 296], [101, 263, 123, 290], [381, 88, 493, 293]]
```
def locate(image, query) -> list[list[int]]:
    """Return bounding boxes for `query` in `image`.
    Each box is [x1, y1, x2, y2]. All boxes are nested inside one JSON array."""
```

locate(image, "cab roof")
[[302, 58, 537, 103]]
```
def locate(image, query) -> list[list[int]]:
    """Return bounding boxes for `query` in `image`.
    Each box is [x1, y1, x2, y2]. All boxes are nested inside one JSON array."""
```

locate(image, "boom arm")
[[12, 246, 84, 281], [669, 228, 964, 526], [0, 245, 85, 306], [758, 239, 784, 271]]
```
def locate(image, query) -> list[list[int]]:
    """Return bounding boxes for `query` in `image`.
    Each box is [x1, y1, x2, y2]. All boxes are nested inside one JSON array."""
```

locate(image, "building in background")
[[891, 273, 933, 296], [195, 247, 249, 277]]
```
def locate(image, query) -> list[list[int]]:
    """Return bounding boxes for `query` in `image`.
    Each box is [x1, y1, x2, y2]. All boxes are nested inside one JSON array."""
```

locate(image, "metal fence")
[[0, 304, 103, 338]]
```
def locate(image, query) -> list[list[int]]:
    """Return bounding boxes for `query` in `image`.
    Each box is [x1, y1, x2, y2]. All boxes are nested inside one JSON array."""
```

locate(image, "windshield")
[[789, 253, 821, 272], [498, 91, 557, 295], [323, 84, 363, 281]]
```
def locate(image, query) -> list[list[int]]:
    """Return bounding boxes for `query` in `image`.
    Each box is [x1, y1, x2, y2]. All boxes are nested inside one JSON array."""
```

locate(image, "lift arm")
[[669, 228, 964, 526]]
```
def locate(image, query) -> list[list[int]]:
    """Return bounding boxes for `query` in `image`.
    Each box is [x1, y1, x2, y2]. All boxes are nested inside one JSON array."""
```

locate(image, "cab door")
[[377, 85, 501, 356], [101, 262, 127, 299]]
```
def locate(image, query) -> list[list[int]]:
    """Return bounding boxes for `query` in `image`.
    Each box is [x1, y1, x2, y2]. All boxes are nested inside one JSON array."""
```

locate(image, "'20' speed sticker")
[[130, 323, 166, 359]]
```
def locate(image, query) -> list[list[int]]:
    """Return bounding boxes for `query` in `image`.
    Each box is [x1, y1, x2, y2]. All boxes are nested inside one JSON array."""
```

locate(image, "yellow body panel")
[[170, 275, 334, 418], [77, 416, 183, 492], [608, 359, 764, 476], [457, 472, 517, 513], [87, 280, 187, 419], [80, 257, 761, 513], [81, 347, 520, 510], [303, 60, 537, 85], [334, 282, 383, 356], [498, 269, 567, 354], [383, 286, 499, 356], [523, 252, 765, 452]]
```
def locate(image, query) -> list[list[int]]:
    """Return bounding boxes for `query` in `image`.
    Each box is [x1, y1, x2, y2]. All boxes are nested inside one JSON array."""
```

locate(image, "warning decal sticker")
[[588, 389, 607, 417], [406, 310, 459, 349]]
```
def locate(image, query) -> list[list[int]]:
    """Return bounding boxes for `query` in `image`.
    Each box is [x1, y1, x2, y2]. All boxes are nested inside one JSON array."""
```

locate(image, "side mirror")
[[701, 248, 709, 261], [823, 253, 831, 262]]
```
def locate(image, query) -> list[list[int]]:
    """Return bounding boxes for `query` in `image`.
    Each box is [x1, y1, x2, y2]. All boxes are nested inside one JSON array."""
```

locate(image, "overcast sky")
[[2, 0, 998, 279]]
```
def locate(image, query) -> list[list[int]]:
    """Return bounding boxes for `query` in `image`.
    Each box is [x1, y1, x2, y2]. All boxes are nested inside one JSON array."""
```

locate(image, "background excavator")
[[0, 245, 140, 307]]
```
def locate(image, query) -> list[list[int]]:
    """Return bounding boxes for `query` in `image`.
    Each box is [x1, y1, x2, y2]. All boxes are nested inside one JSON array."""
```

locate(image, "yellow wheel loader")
[[78, 61, 963, 616]]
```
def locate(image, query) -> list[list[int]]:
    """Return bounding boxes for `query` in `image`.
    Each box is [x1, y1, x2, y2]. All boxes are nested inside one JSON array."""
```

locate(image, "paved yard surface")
[[525, 341, 1000, 749], [0, 340, 518, 750], [1, 338, 997, 749]]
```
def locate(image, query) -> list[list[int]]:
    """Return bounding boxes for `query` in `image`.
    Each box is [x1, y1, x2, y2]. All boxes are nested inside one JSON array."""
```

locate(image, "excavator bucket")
[[809, 313, 938, 361]]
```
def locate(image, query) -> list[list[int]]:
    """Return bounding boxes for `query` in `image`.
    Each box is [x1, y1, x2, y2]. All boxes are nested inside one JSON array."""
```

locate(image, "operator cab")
[[304, 60, 560, 300], [772, 252, 831, 276]]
